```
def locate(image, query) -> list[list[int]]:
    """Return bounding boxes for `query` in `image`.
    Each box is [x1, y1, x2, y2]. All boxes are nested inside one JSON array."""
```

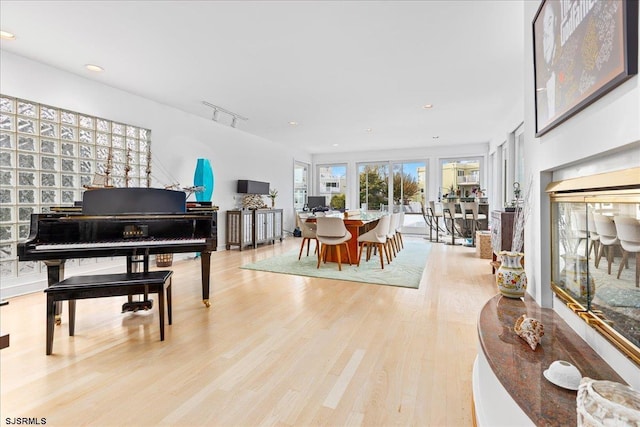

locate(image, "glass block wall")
[[0, 95, 152, 280]]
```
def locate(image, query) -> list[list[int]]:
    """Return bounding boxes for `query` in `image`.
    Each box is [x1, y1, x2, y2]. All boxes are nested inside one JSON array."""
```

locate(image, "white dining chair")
[[593, 213, 620, 275], [613, 216, 640, 287], [386, 213, 400, 259], [315, 216, 352, 271], [357, 215, 391, 269], [587, 211, 600, 260], [296, 213, 318, 260], [570, 209, 589, 255], [395, 211, 404, 250]]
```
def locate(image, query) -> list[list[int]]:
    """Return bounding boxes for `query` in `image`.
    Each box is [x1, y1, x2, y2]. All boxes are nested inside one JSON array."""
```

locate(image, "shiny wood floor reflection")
[[0, 236, 497, 426]]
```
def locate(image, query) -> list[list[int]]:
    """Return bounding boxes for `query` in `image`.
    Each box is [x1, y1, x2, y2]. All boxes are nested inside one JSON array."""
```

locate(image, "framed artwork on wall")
[[532, 0, 638, 137]]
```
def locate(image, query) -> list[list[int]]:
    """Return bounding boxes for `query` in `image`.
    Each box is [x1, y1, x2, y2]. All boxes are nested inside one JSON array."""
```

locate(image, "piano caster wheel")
[[55, 315, 62, 326], [203, 299, 210, 308]]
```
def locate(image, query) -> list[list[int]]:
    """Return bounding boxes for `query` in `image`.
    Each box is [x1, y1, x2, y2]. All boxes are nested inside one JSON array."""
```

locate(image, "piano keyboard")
[[35, 238, 206, 250]]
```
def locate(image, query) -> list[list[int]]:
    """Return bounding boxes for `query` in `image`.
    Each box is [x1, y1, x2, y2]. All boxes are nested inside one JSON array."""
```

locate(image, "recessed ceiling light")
[[0, 31, 16, 40], [288, 121, 298, 126], [365, 128, 372, 132], [85, 64, 104, 72], [423, 104, 434, 109], [332, 143, 339, 147]]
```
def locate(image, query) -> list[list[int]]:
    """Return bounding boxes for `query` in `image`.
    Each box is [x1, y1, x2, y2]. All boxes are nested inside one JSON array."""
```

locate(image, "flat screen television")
[[306, 196, 326, 211]]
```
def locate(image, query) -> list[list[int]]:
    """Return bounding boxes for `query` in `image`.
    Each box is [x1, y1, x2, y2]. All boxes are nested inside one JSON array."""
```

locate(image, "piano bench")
[[44, 271, 173, 355]]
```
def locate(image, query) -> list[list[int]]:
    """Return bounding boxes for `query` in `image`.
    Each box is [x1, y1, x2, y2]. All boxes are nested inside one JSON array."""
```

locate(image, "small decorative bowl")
[[543, 360, 582, 391]]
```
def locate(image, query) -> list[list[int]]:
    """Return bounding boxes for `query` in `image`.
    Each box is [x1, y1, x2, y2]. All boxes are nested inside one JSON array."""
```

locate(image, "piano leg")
[[44, 260, 66, 325], [201, 251, 211, 307]]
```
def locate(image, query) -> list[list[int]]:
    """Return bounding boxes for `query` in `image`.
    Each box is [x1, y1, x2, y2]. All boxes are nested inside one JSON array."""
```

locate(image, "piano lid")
[[82, 188, 187, 215]]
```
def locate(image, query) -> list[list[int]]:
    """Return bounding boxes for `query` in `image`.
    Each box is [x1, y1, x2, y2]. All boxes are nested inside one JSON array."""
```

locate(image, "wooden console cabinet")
[[491, 210, 515, 254], [226, 209, 283, 250]]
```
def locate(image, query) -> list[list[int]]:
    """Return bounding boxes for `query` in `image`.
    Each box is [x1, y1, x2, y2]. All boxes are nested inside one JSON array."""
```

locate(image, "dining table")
[[304, 211, 382, 264]]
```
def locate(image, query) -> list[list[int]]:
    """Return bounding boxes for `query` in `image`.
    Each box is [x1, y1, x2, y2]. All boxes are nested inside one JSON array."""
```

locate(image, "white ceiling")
[[0, 0, 525, 154]]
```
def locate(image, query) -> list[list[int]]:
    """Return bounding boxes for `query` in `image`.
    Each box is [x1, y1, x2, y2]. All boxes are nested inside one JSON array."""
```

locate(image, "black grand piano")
[[18, 187, 217, 308]]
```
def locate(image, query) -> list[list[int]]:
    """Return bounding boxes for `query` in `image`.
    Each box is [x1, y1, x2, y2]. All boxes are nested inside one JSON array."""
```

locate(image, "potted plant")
[[269, 189, 278, 208]]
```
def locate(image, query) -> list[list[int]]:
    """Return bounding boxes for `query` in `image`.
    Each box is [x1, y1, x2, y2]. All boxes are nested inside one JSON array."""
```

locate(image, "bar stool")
[[429, 201, 445, 243], [460, 200, 487, 247], [422, 203, 437, 242], [442, 201, 463, 245]]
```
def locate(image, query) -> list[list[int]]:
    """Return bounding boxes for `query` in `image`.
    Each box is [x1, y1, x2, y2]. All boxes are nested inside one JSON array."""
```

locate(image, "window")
[[358, 162, 389, 211], [514, 123, 525, 186], [293, 161, 309, 211], [316, 164, 347, 209], [392, 161, 426, 212], [0, 95, 151, 280], [441, 158, 482, 199]]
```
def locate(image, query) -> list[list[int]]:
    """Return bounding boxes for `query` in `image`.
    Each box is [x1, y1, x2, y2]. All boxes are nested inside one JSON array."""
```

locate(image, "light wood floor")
[[0, 236, 498, 427]]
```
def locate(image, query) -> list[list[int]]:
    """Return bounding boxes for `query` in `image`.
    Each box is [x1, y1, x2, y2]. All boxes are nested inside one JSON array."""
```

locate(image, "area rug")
[[240, 238, 431, 289]]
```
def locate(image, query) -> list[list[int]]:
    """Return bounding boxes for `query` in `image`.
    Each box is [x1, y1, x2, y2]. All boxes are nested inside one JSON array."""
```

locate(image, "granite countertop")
[[477, 294, 626, 426]]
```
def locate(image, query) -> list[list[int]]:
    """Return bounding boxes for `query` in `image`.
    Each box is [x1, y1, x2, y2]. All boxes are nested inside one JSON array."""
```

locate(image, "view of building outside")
[[317, 164, 346, 209], [441, 159, 481, 199]]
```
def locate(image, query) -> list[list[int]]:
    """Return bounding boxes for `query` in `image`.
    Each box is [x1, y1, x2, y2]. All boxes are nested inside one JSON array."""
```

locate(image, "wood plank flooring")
[[0, 236, 498, 426]]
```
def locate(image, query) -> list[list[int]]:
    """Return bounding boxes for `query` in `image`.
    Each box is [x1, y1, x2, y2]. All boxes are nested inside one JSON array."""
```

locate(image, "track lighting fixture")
[[202, 101, 247, 129]]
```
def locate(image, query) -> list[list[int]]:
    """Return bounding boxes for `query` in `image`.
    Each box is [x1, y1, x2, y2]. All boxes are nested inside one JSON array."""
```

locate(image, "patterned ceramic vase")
[[496, 251, 527, 298]]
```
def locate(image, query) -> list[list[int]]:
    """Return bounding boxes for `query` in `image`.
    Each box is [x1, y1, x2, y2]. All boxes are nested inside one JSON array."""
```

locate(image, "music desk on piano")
[[18, 188, 218, 312]]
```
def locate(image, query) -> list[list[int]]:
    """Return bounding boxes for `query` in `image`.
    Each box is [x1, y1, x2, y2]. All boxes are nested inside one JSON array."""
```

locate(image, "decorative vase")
[[271, 198, 275, 208], [496, 251, 527, 298], [193, 158, 214, 202], [558, 254, 595, 300]]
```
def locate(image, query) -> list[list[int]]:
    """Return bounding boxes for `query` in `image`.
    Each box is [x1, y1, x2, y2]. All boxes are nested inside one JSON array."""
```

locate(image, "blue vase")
[[193, 158, 214, 202]]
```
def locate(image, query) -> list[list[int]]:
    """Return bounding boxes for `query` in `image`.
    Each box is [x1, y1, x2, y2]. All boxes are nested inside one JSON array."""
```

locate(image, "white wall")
[[1, 51, 312, 296], [522, 1, 640, 387]]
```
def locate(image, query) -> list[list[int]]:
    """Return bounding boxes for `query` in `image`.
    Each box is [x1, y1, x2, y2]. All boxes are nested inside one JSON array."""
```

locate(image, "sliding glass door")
[[392, 161, 426, 212], [357, 160, 426, 215], [358, 163, 389, 211]]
